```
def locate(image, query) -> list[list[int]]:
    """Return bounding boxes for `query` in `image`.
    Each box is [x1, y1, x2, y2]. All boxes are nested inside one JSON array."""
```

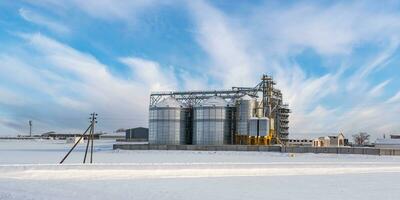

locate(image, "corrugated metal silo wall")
[[193, 106, 233, 145], [149, 107, 187, 145], [236, 99, 256, 135]]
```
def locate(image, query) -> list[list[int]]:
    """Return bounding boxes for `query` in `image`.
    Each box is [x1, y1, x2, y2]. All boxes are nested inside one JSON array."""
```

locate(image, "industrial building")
[[125, 127, 149, 141], [148, 75, 290, 146]]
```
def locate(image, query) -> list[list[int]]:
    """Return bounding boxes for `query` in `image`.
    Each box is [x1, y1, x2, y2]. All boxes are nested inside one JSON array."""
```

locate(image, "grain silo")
[[192, 96, 233, 145], [235, 95, 256, 144], [148, 97, 188, 145], [249, 117, 269, 137], [248, 117, 270, 145], [148, 74, 290, 146]]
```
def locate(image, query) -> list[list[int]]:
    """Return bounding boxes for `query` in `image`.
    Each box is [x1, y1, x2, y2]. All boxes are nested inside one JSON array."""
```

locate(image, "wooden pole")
[[83, 124, 92, 163], [90, 113, 96, 163], [60, 124, 91, 164]]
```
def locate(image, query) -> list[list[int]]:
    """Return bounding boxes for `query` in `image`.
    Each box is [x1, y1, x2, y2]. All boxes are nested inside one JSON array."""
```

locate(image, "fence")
[[113, 144, 400, 156]]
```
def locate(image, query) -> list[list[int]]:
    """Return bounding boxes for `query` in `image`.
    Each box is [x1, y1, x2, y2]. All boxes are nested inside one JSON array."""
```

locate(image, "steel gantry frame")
[[150, 89, 259, 106], [149, 74, 290, 144]]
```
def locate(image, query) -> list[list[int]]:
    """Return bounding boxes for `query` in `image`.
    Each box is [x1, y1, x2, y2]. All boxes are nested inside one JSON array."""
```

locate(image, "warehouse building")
[[126, 127, 148, 141]]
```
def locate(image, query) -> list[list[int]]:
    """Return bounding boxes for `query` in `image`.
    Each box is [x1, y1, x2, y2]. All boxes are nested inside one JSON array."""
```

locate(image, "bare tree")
[[352, 132, 370, 146]]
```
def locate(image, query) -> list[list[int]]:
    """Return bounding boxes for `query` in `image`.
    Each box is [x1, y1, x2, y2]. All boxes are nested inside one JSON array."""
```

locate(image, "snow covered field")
[[1, 140, 400, 200]]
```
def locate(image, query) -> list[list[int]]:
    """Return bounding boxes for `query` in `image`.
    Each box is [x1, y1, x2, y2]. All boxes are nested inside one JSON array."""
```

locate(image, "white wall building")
[[312, 133, 346, 147]]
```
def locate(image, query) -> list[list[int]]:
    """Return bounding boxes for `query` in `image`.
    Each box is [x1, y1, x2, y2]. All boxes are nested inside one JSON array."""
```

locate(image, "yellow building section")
[[233, 120, 282, 145], [234, 134, 275, 145], [234, 135, 249, 145]]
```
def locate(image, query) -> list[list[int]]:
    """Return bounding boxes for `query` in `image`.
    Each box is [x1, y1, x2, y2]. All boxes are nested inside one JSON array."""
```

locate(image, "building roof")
[[390, 134, 400, 139], [126, 127, 148, 131], [101, 132, 126, 137], [41, 132, 102, 136], [375, 138, 400, 145], [239, 95, 254, 101], [155, 97, 183, 108], [199, 96, 227, 107]]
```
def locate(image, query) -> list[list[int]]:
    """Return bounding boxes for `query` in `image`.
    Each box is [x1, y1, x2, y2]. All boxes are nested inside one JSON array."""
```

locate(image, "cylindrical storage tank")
[[236, 95, 256, 136], [248, 117, 269, 137], [149, 97, 187, 145], [258, 117, 269, 136], [248, 117, 259, 137], [193, 96, 232, 145]]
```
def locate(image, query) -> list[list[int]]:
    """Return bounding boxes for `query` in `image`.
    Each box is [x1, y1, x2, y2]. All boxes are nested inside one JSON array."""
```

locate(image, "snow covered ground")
[[1, 140, 400, 200]]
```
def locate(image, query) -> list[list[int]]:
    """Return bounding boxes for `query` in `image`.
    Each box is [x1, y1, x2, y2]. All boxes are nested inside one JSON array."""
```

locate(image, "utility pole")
[[84, 113, 97, 164], [29, 120, 32, 137], [60, 113, 98, 164], [90, 113, 97, 163]]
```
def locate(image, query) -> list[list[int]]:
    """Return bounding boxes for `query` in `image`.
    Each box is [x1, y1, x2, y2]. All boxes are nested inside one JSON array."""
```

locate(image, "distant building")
[[390, 134, 400, 139], [374, 134, 400, 149], [312, 133, 347, 147], [99, 132, 125, 140], [41, 132, 102, 140], [125, 127, 148, 141], [286, 139, 313, 147]]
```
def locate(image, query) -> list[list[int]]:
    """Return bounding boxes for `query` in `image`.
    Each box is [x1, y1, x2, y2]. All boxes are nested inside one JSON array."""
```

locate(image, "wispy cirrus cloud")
[[0, 33, 180, 135], [186, 0, 400, 138], [119, 57, 178, 92], [369, 79, 391, 98], [19, 8, 69, 34], [1, 0, 400, 139], [187, 0, 260, 88], [68, 0, 161, 21]]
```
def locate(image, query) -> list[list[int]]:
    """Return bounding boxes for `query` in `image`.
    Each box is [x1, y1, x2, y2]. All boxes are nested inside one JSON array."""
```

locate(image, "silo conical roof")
[[200, 96, 227, 107], [155, 97, 183, 108], [240, 94, 254, 100]]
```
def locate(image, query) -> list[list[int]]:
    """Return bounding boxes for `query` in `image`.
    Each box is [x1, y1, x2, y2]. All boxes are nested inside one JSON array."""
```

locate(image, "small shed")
[[125, 127, 149, 141]]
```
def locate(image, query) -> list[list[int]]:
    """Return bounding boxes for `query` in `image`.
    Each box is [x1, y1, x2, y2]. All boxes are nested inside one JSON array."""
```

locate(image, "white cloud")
[[347, 40, 399, 91], [187, 0, 261, 88], [186, 0, 400, 138], [2, 0, 400, 139], [0, 33, 175, 134], [119, 57, 178, 92], [24, 0, 172, 23], [19, 8, 69, 34], [0, 86, 26, 106], [249, 1, 400, 56], [387, 91, 400, 104], [69, 0, 160, 21], [187, 0, 340, 134], [368, 80, 391, 98]]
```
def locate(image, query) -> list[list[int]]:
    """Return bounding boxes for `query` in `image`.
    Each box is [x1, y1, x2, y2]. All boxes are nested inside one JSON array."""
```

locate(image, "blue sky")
[[0, 0, 400, 139]]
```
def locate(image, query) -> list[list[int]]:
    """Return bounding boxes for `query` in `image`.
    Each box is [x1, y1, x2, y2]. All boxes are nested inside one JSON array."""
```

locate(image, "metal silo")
[[249, 117, 269, 137], [248, 117, 258, 137], [236, 95, 256, 136], [258, 117, 269, 137], [193, 96, 232, 145], [149, 97, 187, 145]]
